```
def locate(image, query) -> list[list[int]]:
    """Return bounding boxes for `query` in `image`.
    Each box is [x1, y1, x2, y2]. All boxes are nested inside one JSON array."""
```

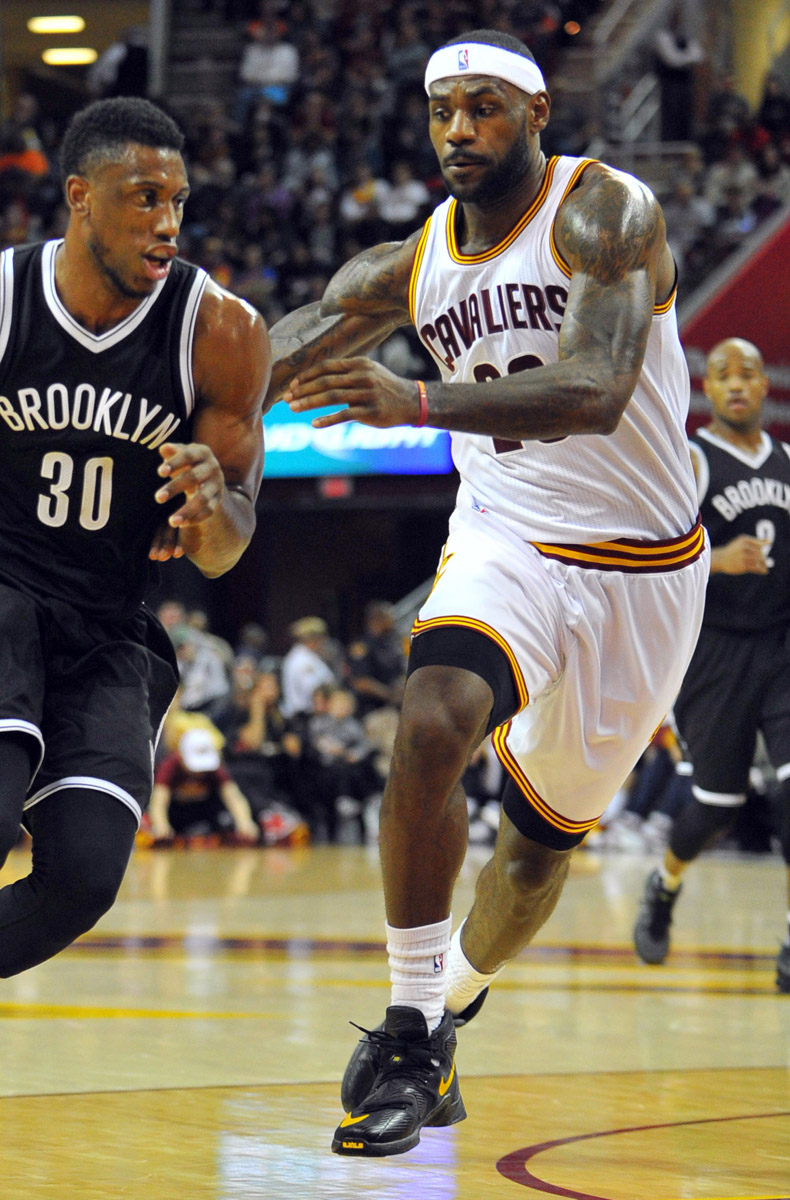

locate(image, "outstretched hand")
[[285, 358, 421, 429], [154, 442, 227, 531]]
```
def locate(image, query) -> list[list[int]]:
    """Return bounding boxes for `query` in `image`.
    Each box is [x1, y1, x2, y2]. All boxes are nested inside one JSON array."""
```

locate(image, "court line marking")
[[497, 1110, 790, 1200]]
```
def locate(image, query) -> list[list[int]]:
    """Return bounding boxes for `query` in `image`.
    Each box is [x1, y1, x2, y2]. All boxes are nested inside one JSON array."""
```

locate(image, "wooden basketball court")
[[1, 841, 788, 1199]]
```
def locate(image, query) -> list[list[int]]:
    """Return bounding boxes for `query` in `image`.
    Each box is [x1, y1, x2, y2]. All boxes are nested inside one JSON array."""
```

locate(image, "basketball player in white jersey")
[[268, 29, 709, 1157]]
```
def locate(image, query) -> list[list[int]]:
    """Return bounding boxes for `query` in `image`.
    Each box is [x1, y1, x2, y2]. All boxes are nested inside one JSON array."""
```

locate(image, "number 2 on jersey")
[[37, 451, 114, 531], [756, 518, 775, 568]]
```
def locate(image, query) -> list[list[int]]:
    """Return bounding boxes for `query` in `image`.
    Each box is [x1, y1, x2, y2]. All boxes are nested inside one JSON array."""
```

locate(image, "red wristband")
[[415, 380, 429, 427]]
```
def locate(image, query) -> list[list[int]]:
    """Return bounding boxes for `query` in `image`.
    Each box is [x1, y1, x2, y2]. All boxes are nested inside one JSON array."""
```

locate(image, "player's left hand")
[[285, 358, 422, 429], [148, 520, 184, 561], [154, 442, 226, 528]]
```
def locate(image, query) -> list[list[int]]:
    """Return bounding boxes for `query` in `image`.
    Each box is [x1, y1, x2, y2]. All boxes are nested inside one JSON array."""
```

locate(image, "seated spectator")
[[235, 16, 300, 121], [753, 141, 790, 220], [338, 160, 390, 242], [214, 661, 304, 819], [169, 621, 232, 718], [704, 141, 759, 211], [703, 71, 752, 161], [149, 727, 259, 844], [756, 74, 790, 141], [304, 687, 382, 842], [661, 174, 715, 278], [377, 161, 431, 240], [712, 184, 757, 256], [280, 616, 338, 718], [347, 600, 406, 719]]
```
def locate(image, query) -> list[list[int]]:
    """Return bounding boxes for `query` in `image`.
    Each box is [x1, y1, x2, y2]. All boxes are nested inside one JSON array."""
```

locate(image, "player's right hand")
[[714, 533, 770, 575]]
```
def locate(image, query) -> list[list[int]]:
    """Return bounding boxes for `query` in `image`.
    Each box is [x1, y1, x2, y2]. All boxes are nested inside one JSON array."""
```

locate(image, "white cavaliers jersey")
[[409, 155, 698, 544]]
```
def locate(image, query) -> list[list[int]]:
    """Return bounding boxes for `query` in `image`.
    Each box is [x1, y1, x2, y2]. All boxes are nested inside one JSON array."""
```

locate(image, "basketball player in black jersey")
[[634, 338, 790, 992], [0, 98, 268, 977]]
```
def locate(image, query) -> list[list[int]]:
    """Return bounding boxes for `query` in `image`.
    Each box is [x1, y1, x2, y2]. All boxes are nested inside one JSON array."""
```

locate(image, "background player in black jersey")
[[0, 98, 268, 977], [634, 338, 790, 992]]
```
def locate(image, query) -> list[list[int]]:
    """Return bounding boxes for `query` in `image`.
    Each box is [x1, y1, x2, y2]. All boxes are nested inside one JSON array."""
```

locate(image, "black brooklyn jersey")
[[0, 240, 208, 620], [692, 426, 790, 632]]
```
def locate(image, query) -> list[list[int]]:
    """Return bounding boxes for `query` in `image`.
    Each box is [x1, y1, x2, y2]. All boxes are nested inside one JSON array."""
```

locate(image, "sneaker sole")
[[331, 1092, 467, 1157]]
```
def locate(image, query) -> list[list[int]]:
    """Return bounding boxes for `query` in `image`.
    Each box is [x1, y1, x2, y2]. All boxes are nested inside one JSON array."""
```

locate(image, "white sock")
[[386, 916, 452, 1032], [785, 910, 790, 946], [445, 920, 504, 1015], [660, 863, 683, 891]]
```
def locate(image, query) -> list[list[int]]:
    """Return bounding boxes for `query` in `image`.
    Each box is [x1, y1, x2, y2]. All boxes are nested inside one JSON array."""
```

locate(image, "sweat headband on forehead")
[[424, 43, 546, 96]]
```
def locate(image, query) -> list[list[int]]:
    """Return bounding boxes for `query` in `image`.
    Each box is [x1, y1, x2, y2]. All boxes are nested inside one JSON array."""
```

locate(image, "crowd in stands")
[[148, 599, 504, 846], [5, 1, 790, 334]]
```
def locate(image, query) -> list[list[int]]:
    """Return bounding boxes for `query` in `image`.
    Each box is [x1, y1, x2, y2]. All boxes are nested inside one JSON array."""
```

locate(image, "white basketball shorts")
[[412, 504, 709, 842]]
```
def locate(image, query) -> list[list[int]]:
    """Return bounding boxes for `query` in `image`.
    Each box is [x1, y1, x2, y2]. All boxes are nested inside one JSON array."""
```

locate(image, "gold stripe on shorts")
[[411, 615, 529, 710], [493, 721, 600, 836], [532, 517, 704, 573]]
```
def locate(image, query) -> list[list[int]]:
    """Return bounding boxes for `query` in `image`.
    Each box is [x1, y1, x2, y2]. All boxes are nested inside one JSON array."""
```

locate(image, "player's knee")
[[51, 848, 128, 932], [669, 796, 736, 862], [399, 690, 486, 770]]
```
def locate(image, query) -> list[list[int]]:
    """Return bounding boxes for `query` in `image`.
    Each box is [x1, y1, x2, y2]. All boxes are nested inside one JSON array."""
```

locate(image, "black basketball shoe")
[[332, 1006, 466, 1157], [776, 942, 790, 993], [340, 987, 488, 1112], [633, 868, 682, 964]]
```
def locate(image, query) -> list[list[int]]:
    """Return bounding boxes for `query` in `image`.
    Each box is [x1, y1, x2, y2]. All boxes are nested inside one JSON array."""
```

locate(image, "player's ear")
[[65, 174, 91, 215], [528, 91, 550, 134]]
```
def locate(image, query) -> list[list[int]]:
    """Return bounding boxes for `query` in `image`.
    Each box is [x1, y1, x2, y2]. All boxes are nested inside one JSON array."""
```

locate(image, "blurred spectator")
[[339, 160, 390, 241], [756, 74, 790, 141], [280, 616, 338, 718], [214, 661, 304, 818], [703, 72, 752, 161], [0, 125, 49, 181], [169, 621, 232, 717], [377, 161, 431, 239], [661, 174, 714, 278], [304, 686, 382, 841], [235, 16, 300, 121], [711, 184, 757, 257], [653, 12, 704, 142], [347, 601, 406, 719], [149, 726, 259, 843], [753, 141, 790, 220], [704, 141, 758, 211], [87, 25, 149, 98], [234, 621, 280, 673]]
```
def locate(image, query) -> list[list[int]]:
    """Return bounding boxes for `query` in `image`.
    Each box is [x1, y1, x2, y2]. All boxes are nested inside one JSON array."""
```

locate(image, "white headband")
[[424, 43, 546, 96]]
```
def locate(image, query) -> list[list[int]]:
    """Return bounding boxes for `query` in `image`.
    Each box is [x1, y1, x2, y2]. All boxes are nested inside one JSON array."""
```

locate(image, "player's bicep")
[[555, 170, 662, 398]]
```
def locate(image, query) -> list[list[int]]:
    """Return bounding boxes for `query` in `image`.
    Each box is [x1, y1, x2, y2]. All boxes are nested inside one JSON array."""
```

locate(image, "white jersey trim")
[[23, 774, 142, 826], [41, 239, 167, 354], [695, 426, 773, 470], [0, 247, 14, 366], [179, 269, 208, 418]]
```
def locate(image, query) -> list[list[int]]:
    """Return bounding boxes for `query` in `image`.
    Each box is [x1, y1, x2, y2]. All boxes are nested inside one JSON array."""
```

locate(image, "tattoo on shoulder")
[[557, 171, 661, 283], [325, 234, 420, 317]]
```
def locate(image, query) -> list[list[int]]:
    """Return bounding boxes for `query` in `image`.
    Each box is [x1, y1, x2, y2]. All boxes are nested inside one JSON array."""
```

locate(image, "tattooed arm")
[[266, 232, 421, 409], [287, 165, 675, 438]]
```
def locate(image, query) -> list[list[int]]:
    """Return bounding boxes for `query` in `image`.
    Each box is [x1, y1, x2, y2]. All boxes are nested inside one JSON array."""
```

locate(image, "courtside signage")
[[262, 403, 453, 477]]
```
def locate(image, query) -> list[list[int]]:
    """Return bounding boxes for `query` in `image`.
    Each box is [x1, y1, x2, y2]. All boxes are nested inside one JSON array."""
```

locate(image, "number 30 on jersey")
[[37, 451, 113, 531]]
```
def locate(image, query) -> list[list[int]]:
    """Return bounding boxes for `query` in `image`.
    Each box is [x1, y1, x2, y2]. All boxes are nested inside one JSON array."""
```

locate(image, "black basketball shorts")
[[672, 623, 790, 798], [0, 583, 179, 827]]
